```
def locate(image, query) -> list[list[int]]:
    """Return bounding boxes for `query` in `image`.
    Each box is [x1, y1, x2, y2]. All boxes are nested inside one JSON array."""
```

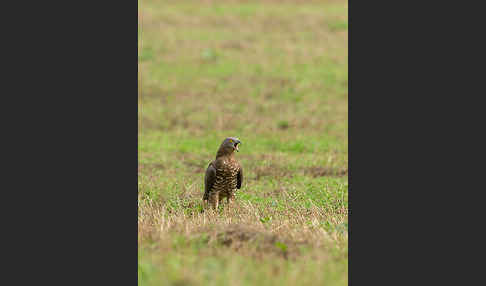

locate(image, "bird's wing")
[[203, 162, 216, 201], [237, 165, 243, 189]]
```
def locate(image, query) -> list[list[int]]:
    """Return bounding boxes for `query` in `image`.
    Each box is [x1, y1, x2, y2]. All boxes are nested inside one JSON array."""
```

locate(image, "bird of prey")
[[203, 137, 243, 209]]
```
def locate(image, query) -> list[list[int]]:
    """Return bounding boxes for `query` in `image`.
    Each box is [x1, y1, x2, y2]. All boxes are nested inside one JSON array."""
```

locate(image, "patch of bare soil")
[[208, 224, 306, 260], [304, 166, 347, 177], [253, 164, 292, 180]]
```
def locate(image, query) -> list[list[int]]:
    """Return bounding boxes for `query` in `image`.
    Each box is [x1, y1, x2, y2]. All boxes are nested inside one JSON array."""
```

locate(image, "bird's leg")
[[209, 192, 219, 210], [219, 195, 224, 205], [227, 192, 235, 204]]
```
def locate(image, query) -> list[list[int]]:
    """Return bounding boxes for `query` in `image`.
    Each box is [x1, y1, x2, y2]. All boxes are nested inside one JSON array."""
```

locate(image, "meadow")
[[138, 0, 348, 285]]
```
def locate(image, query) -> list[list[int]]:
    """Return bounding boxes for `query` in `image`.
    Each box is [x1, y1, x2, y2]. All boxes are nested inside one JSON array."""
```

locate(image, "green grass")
[[139, 0, 348, 285]]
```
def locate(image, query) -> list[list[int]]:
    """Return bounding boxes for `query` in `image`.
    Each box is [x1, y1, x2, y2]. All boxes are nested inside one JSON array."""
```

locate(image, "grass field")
[[138, 0, 348, 285]]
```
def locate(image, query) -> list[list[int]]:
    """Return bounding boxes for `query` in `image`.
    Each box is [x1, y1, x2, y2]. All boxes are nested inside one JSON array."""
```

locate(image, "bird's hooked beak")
[[234, 140, 241, 152]]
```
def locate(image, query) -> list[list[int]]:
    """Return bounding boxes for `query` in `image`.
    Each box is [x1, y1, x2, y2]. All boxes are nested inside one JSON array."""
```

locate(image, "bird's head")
[[216, 137, 241, 157]]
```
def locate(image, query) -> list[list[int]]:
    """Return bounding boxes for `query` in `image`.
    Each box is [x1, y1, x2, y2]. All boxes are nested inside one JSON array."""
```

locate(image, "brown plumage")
[[203, 137, 243, 209]]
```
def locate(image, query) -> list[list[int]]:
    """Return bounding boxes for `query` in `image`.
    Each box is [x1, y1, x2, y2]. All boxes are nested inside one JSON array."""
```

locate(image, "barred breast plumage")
[[212, 158, 239, 198]]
